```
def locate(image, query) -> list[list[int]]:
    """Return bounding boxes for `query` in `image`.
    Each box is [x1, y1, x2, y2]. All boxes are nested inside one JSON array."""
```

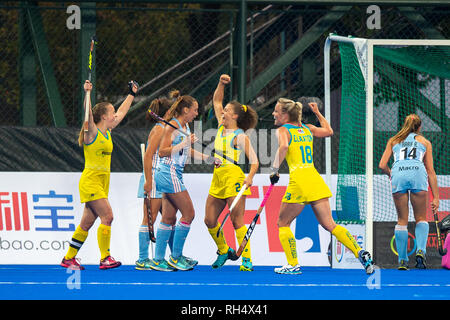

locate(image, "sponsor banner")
[[373, 222, 445, 269], [0, 172, 337, 266], [331, 223, 365, 269]]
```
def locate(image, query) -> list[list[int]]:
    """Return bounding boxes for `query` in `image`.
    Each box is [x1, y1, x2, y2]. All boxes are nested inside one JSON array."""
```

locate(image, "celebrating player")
[[379, 114, 439, 270], [204, 74, 259, 271], [61, 79, 138, 270], [270, 98, 374, 275], [135, 91, 179, 270], [149, 95, 217, 271]]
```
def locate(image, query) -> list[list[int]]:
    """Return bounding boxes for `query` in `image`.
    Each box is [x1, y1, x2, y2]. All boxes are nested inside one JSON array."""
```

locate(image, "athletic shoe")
[[212, 248, 236, 269], [61, 257, 85, 270], [149, 259, 176, 272], [99, 256, 122, 270], [239, 257, 254, 272], [274, 264, 302, 275], [183, 255, 198, 267], [135, 258, 152, 270], [415, 250, 427, 269], [358, 250, 375, 274], [168, 255, 194, 271], [398, 259, 409, 271]]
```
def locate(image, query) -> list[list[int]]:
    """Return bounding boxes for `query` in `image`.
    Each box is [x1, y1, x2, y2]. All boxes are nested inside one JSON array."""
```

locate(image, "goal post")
[[324, 34, 450, 260]]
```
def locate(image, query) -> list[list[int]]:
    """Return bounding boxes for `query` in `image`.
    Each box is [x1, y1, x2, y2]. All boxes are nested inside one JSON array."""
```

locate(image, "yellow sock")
[[332, 224, 361, 258], [65, 225, 88, 260], [97, 224, 111, 260], [207, 223, 229, 255], [279, 227, 298, 266], [235, 225, 251, 260]]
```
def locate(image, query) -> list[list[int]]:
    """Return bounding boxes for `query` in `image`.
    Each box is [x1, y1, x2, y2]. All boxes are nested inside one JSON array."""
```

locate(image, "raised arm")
[[304, 102, 333, 138], [111, 80, 139, 129], [83, 80, 98, 144], [212, 74, 230, 126]]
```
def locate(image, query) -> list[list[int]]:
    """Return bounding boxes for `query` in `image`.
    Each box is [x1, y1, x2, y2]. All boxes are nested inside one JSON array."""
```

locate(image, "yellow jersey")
[[83, 129, 113, 172], [282, 123, 331, 204], [79, 129, 113, 203], [209, 125, 251, 199]]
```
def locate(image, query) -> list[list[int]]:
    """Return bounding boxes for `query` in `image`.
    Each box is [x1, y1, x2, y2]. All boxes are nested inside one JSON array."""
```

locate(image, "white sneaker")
[[274, 264, 302, 275]]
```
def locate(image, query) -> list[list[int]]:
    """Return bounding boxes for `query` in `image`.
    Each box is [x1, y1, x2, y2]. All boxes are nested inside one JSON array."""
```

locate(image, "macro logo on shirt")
[[297, 128, 304, 134]]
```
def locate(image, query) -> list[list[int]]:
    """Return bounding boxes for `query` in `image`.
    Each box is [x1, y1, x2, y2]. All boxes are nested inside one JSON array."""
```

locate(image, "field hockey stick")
[[83, 35, 97, 132], [434, 209, 447, 256], [216, 184, 247, 237], [429, 187, 447, 256], [232, 184, 275, 260], [147, 110, 239, 166], [140, 143, 156, 243]]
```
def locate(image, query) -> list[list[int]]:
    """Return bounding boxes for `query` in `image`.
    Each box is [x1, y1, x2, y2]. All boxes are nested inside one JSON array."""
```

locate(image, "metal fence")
[[0, 2, 449, 172]]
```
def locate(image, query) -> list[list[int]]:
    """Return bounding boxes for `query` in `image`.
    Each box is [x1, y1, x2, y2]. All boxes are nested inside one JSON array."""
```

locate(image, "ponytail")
[[228, 100, 258, 131], [391, 114, 422, 145], [277, 98, 303, 123]]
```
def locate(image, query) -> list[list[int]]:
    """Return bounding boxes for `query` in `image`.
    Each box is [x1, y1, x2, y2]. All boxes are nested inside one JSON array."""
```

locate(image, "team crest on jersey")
[[298, 128, 304, 134]]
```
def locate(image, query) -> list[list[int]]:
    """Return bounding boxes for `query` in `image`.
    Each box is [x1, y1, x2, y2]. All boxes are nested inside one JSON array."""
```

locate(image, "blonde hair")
[[77, 101, 111, 147], [277, 98, 303, 123], [391, 114, 422, 145]]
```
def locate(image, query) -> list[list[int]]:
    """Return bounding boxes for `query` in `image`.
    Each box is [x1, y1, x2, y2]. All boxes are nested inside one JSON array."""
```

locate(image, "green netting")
[[336, 41, 450, 223]]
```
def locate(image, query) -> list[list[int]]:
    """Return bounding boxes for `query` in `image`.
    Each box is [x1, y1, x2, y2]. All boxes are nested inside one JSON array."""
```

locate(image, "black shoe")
[[358, 250, 375, 274], [398, 259, 409, 270], [415, 250, 427, 269]]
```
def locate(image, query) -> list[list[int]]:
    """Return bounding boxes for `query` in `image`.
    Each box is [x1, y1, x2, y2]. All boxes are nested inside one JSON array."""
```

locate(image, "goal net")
[[324, 35, 450, 255]]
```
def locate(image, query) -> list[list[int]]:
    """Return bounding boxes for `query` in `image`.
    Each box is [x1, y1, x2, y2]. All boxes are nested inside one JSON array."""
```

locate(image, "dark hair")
[[228, 100, 258, 131], [164, 95, 197, 121], [78, 101, 112, 147], [146, 90, 180, 123]]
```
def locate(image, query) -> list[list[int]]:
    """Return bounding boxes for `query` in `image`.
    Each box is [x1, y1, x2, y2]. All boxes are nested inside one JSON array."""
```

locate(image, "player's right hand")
[[270, 172, 279, 185]]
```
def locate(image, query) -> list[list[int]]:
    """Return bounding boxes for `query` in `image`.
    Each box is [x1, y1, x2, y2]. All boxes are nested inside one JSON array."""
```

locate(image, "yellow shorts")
[[79, 169, 110, 203], [208, 165, 251, 199], [283, 167, 332, 204]]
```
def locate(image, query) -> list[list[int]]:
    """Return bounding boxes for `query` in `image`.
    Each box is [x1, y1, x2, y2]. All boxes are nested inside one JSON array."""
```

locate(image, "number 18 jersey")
[[282, 123, 331, 204]]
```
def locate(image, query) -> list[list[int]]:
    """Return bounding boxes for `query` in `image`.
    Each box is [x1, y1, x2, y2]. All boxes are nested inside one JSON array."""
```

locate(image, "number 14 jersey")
[[391, 133, 428, 193]]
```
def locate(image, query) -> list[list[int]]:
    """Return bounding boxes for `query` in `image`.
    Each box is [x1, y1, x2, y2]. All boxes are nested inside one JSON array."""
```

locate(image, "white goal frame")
[[324, 34, 450, 255]]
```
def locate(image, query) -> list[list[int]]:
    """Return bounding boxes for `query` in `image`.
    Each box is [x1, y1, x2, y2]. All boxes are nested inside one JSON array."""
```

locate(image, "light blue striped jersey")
[[159, 118, 190, 174], [392, 133, 426, 167]]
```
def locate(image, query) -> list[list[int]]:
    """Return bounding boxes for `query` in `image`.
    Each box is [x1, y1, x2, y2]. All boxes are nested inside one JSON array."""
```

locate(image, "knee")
[[182, 210, 195, 225], [204, 216, 217, 229], [101, 212, 114, 226], [230, 214, 244, 230]]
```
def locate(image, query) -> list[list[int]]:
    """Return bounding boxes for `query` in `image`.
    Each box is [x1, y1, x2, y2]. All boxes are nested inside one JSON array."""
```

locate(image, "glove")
[[128, 80, 139, 96], [269, 172, 279, 185]]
